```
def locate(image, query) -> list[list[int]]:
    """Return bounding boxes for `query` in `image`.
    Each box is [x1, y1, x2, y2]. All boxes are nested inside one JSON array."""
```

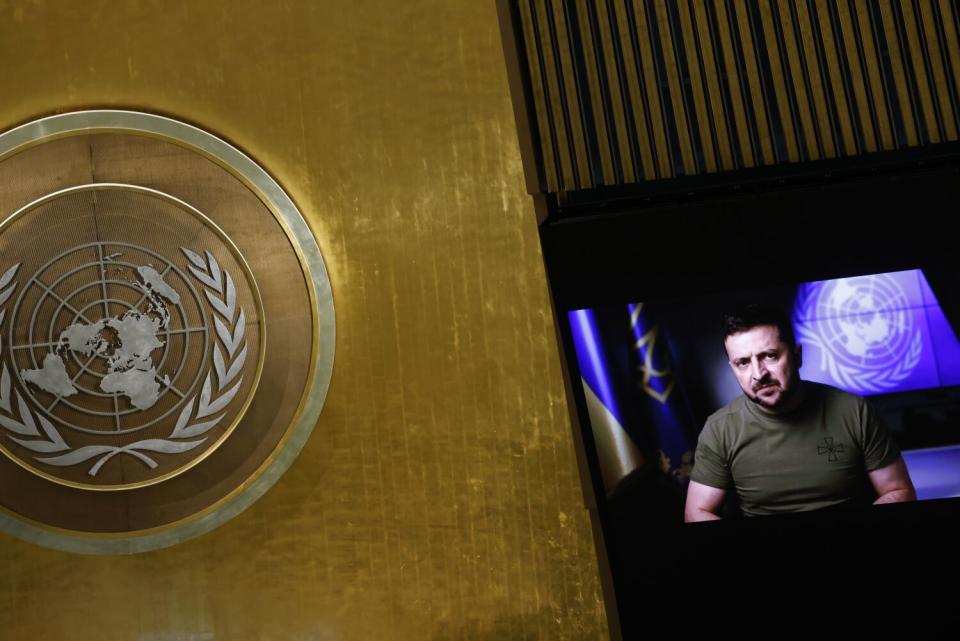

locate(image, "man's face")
[[724, 325, 802, 414]]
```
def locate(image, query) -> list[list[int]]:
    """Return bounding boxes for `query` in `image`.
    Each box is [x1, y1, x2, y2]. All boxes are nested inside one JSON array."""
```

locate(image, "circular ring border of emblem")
[[0, 110, 336, 554]]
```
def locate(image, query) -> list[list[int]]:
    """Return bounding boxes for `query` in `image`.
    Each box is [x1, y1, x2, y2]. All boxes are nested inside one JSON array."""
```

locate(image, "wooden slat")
[[856, 1, 897, 149], [652, 0, 697, 174], [691, 0, 736, 170], [835, 1, 879, 153], [630, 0, 675, 178], [938, 0, 960, 134], [761, 0, 803, 161], [814, 0, 858, 156], [712, 0, 758, 168], [920, 1, 959, 140], [573, 0, 616, 185], [552, 1, 595, 188], [611, 0, 659, 179], [901, 0, 942, 142], [678, 0, 720, 172], [731, 1, 777, 165], [778, 1, 822, 160], [879, 0, 921, 146], [596, 0, 638, 182], [518, 0, 561, 192]]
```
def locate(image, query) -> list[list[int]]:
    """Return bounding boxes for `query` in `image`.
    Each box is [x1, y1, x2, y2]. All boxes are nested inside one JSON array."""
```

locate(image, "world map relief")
[[21, 263, 180, 411]]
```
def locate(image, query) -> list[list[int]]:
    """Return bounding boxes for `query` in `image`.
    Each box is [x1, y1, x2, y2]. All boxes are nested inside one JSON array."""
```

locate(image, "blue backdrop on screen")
[[793, 269, 960, 395]]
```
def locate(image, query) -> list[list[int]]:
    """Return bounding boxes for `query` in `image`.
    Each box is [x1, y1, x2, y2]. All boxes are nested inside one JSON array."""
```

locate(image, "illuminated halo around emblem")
[[0, 111, 335, 554]]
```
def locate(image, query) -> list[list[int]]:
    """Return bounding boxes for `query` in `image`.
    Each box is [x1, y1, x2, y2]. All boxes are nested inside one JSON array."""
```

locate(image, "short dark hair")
[[722, 302, 796, 348]]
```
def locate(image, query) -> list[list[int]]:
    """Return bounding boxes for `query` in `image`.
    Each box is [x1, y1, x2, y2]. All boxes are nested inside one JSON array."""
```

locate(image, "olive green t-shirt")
[[690, 382, 901, 516]]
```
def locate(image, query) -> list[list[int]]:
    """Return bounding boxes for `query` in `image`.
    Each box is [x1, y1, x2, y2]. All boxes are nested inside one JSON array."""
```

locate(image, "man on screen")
[[684, 303, 916, 522]]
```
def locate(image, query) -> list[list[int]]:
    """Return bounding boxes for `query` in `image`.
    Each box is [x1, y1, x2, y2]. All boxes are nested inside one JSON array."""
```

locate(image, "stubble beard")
[[747, 378, 800, 413]]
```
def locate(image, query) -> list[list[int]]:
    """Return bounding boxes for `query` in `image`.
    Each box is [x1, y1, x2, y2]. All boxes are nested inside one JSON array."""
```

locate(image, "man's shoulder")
[[703, 395, 749, 433], [805, 381, 865, 411]]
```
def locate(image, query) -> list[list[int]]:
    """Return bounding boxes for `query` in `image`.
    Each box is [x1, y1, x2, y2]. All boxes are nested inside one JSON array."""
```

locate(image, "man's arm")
[[684, 480, 727, 522], [868, 456, 916, 505]]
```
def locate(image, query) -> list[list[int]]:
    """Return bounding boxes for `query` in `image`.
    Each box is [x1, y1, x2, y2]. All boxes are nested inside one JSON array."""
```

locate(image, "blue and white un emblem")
[[793, 273, 922, 393]]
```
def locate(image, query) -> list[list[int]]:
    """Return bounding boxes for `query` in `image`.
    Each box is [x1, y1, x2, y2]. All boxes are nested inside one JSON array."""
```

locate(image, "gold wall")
[[0, 1, 607, 639]]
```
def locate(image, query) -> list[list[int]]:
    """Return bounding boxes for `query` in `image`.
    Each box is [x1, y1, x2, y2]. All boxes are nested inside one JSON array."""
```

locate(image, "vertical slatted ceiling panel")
[[577, 0, 618, 185], [514, 0, 960, 194], [840, 2, 876, 152], [711, 0, 757, 167], [625, 0, 673, 178], [920, 2, 959, 140]]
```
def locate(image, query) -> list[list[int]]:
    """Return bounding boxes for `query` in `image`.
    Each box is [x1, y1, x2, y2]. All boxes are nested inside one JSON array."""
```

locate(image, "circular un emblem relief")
[[0, 111, 334, 553]]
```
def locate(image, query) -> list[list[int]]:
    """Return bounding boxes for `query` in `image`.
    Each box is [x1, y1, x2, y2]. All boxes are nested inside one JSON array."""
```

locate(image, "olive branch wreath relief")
[[0, 248, 246, 478]]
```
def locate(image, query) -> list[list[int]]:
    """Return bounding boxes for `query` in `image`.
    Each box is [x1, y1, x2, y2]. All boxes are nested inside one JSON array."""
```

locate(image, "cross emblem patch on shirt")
[[817, 437, 846, 462]]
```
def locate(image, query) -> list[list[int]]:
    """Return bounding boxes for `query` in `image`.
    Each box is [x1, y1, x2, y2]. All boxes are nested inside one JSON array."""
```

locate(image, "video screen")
[[567, 268, 960, 523]]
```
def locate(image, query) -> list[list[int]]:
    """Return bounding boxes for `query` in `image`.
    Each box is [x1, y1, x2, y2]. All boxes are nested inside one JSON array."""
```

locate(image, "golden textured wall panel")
[[0, 1, 608, 639], [513, 0, 960, 193]]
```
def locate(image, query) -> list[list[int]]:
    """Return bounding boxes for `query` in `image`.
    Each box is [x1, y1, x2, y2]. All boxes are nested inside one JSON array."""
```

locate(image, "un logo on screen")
[[793, 273, 922, 393]]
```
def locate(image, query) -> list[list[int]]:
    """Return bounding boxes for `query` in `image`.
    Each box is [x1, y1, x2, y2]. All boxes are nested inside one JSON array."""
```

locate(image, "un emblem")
[[794, 273, 921, 393], [1, 210, 261, 488], [0, 111, 334, 553]]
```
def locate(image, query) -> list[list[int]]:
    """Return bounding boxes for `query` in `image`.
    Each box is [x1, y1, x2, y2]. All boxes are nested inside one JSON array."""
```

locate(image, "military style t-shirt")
[[690, 382, 901, 516]]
